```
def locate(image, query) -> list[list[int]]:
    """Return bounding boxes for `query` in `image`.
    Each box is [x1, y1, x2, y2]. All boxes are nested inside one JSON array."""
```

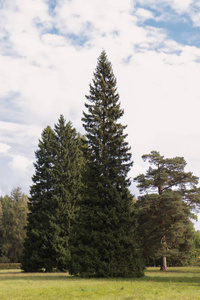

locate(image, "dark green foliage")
[[0, 201, 3, 258], [21, 116, 83, 272], [21, 125, 56, 272], [134, 151, 200, 268], [188, 230, 200, 266], [0, 188, 28, 263], [135, 191, 194, 265], [194, 230, 200, 250], [69, 51, 144, 277]]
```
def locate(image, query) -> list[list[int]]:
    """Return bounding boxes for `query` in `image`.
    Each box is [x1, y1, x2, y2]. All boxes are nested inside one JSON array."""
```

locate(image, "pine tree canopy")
[[134, 151, 200, 268], [135, 151, 200, 206], [69, 51, 144, 278]]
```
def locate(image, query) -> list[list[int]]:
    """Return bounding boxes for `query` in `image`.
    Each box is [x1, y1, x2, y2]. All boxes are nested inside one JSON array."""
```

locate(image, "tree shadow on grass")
[[0, 272, 75, 281], [141, 275, 200, 284], [0, 272, 200, 285], [146, 269, 200, 274]]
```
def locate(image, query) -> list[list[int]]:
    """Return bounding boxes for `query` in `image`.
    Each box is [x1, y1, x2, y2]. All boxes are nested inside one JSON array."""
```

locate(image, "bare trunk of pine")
[[160, 235, 168, 270], [160, 256, 168, 270]]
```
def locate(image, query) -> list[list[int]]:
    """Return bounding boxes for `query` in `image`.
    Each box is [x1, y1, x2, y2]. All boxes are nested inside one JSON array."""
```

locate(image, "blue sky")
[[135, 2, 199, 48], [1, 0, 200, 228]]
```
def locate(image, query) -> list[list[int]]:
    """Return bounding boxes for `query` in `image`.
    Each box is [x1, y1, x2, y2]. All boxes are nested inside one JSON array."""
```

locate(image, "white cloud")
[[190, 0, 200, 27], [0, 121, 42, 146], [55, 0, 133, 37], [135, 0, 200, 31], [135, 7, 154, 21], [136, 0, 193, 13], [42, 34, 68, 47], [169, 0, 193, 13], [9, 154, 32, 173], [0, 143, 11, 154]]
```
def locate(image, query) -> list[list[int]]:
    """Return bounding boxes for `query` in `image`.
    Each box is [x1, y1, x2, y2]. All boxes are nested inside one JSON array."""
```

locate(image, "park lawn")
[[0, 267, 200, 299]]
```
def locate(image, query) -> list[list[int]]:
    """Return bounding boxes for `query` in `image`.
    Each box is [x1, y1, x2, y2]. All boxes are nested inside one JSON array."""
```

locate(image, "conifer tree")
[[22, 126, 57, 272], [69, 51, 144, 277], [134, 151, 200, 270], [22, 116, 83, 272], [52, 116, 83, 271]]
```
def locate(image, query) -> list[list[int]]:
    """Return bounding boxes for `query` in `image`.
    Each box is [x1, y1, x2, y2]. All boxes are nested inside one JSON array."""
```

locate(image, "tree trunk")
[[160, 256, 168, 270], [160, 235, 168, 270]]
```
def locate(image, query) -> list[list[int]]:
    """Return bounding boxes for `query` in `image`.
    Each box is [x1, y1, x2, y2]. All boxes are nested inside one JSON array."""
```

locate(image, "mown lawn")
[[0, 267, 200, 299]]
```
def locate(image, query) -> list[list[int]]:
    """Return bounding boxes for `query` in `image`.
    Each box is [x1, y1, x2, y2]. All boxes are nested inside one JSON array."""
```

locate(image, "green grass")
[[0, 267, 200, 299], [0, 263, 20, 270]]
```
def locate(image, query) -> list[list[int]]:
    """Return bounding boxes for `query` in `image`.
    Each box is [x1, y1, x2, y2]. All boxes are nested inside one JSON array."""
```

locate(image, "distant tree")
[[0, 188, 28, 263], [22, 116, 83, 272], [0, 199, 3, 258], [69, 51, 144, 277], [194, 230, 200, 251], [190, 230, 200, 265], [134, 151, 200, 270]]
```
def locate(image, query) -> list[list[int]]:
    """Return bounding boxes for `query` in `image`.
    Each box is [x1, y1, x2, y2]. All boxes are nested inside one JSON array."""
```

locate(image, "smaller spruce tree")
[[22, 116, 83, 272]]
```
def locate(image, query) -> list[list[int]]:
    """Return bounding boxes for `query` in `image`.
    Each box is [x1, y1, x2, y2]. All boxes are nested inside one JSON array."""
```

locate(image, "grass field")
[[0, 267, 200, 299]]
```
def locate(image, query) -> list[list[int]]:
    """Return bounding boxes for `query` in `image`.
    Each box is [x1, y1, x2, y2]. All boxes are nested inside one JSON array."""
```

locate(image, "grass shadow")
[[141, 275, 200, 284], [0, 268, 200, 285]]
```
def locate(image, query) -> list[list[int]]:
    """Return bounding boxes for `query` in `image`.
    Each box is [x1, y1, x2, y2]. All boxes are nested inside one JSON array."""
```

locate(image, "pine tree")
[[69, 51, 144, 277], [22, 116, 83, 272], [134, 151, 200, 269]]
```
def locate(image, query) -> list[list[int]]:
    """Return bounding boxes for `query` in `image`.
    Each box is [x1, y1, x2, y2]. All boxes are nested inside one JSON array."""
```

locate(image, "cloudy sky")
[[1, 0, 200, 227]]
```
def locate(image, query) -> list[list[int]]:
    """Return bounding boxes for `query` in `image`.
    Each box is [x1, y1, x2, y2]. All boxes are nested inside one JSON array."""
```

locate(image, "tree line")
[[0, 188, 28, 263], [1, 51, 200, 276]]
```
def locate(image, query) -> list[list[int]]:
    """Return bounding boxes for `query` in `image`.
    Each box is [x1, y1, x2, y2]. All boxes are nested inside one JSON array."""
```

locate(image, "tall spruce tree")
[[69, 51, 144, 277], [22, 116, 83, 272], [134, 151, 200, 270]]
